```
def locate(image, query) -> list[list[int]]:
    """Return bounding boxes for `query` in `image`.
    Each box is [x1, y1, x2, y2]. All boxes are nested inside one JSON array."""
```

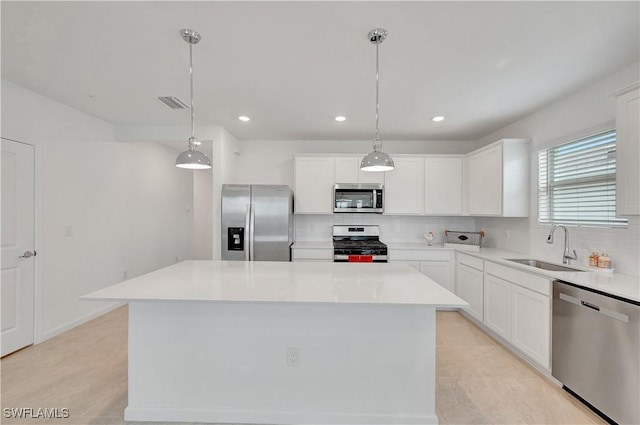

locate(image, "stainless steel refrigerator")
[[221, 184, 294, 261]]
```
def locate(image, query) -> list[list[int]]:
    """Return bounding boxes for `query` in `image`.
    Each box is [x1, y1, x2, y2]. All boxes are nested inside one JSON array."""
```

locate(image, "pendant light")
[[175, 29, 211, 170], [361, 28, 394, 172]]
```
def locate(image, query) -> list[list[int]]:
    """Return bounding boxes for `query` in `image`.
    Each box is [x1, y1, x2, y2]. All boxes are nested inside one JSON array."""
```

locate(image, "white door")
[[419, 261, 453, 292], [484, 274, 512, 341], [456, 263, 483, 321], [424, 157, 462, 215], [511, 284, 550, 370], [1, 139, 35, 357], [293, 156, 335, 214], [383, 157, 424, 214]]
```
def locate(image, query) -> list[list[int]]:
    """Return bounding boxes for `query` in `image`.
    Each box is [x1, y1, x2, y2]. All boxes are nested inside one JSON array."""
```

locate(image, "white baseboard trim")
[[124, 406, 439, 424], [37, 301, 125, 343]]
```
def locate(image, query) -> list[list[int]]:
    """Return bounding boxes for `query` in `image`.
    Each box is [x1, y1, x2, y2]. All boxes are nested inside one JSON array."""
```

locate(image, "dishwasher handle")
[[559, 292, 629, 323], [581, 300, 600, 311]]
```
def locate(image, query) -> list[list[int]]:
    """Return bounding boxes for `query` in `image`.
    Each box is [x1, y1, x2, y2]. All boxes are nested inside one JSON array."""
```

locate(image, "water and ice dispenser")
[[227, 227, 244, 251]]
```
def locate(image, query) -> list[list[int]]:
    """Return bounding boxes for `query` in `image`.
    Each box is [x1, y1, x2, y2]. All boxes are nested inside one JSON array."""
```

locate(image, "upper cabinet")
[[294, 156, 335, 214], [293, 143, 529, 217], [384, 157, 425, 215], [615, 85, 640, 216], [464, 139, 530, 217], [335, 156, 384, 184], [424, 157, 462, 215]]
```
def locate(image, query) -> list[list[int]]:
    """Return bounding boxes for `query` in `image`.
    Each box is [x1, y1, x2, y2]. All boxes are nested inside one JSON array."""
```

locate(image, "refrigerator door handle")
[[249, 204, 255, 261], [245, 204, 251, 261]]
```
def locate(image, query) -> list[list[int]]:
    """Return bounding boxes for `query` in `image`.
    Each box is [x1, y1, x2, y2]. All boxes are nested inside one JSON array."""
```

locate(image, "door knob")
[[19, 250, 36, 259]]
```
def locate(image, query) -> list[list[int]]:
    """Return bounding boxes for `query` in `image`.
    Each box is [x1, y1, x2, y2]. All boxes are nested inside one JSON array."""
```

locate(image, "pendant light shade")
[[361, 28, 394, 172], [361, 138, 395, 172], [175, 29, 211, 170]]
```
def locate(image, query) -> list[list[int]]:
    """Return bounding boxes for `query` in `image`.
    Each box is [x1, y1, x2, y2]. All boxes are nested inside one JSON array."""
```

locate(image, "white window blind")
[[538, 129, 627, 227]]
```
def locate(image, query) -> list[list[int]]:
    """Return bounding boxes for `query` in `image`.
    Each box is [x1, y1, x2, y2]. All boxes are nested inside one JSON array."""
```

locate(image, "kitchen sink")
[[506, 259, 587, 272]]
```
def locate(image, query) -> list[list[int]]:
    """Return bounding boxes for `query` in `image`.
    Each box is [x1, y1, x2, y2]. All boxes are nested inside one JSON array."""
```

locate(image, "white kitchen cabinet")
[[335, 156, 384, 184], [456, 254, 484, 322], [483, 273, 512, 342], [615, 85, 639, 216], [424, 157, 462, 215], [384, 157, 425, 215], [335, 157, 360, 183], [391, 260, 420, 271], [420, 261, 454, 292], [294, 156, 335, 214], [390, 248, 454, 292], [465, 139, 529, 217], [511, 284, 550, 370], [292, 246, 333, 262], [483, 261, 551, 370]]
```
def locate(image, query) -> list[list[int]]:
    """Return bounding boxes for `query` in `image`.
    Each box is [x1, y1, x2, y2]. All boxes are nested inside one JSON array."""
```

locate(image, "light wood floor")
[[1, 306, 603, 425]]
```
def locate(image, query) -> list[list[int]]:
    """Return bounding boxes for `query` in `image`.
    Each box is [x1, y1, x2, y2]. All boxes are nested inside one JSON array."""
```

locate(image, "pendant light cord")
[[189, 42, 196, 147], [375, 41, 380, 144]]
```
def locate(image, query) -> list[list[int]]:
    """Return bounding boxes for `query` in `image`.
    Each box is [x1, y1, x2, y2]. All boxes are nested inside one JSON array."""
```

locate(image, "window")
[[538, 129, 627, 227]]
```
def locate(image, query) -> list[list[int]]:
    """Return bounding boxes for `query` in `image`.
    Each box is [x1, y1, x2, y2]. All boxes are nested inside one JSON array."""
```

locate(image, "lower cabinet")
[[483, 274, 512, 341], [511, 284, 550, 369], [455, 255, 552, 371], [483, 261, 551, 370], [456, 262, 484, 321], [389, 248, 454, 293], [291, 246, 333, 262], [419, 261, 454, 293]]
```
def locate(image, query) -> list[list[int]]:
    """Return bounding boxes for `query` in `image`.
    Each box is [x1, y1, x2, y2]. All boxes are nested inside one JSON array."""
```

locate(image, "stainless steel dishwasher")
[[552, 280, 639, 425]]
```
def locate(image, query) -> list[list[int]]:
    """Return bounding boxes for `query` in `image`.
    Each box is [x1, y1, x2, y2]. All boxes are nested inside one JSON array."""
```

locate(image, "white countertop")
[[291, 241, 333, 249], [459, 247, 640, 303], [82, 260, 468, 308], [387, 242, 452, 250]]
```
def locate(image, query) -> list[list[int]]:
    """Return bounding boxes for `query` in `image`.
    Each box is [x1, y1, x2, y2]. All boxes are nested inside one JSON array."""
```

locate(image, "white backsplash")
[[297, 214, 639, 276], [476, 216, 640, 276], [294, 214, 476, 244]]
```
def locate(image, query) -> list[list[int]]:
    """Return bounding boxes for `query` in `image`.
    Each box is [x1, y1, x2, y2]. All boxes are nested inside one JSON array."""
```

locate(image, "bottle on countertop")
[[598, 253, 612, 269], [589, 252, 599, 267]]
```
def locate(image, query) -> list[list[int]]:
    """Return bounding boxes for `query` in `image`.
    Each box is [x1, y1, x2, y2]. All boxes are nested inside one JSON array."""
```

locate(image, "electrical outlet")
[[287, 347, 300, 367], [504, 228, 511, 239], [123, 270, 128, 280]]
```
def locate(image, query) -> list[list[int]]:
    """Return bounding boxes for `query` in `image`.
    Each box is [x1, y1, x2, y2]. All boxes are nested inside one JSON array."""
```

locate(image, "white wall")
[[1, 80, 194, 341], [211, 127, 240, 260], [193, 170, 213, 260], [475, 62, 640, 276]]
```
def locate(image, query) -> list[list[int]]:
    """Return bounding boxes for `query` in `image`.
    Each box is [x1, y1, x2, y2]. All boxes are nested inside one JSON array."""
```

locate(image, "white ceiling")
[[2, 1, 638, 142]]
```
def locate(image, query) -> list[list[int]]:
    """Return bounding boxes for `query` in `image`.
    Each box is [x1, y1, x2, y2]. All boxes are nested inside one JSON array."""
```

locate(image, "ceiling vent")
[[158, 96, 188, 109]]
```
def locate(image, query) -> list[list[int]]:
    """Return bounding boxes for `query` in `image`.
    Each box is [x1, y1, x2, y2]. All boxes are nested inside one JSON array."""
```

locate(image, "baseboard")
[[37, 301, 125, 343], [125, 406, 439, 424]]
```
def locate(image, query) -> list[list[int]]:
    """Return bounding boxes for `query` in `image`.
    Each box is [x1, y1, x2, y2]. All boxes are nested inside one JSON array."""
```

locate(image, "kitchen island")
[[82, 260, 467, 424]]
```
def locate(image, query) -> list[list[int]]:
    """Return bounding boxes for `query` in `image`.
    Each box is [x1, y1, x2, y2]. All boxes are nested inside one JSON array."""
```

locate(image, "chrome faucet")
[[546, 224, 578, 265]]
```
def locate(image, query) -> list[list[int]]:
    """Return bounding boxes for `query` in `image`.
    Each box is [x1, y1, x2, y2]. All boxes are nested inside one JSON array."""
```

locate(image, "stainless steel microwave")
[[334, 183, 384, 213]]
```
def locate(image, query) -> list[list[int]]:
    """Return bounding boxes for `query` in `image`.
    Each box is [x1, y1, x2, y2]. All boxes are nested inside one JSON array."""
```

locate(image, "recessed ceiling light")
[[238, 116, 250, 122], [432, 116, 445, 122], [335, 116, 346, 122]]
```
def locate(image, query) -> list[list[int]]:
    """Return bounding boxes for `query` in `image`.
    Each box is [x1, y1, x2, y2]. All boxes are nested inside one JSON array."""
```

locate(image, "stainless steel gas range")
[[332, 225, 388, 263]]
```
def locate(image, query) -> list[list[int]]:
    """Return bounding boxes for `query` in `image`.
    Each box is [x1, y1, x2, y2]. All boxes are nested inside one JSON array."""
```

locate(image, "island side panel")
[[125, 301, 438, 424]]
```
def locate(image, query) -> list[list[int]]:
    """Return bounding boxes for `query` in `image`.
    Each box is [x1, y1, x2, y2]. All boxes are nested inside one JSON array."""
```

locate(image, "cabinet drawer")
[[485, 261, 551, 296], [390, 249, 451, 261], [292, 248, 333, 261], [457, 252, 484, 270]]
